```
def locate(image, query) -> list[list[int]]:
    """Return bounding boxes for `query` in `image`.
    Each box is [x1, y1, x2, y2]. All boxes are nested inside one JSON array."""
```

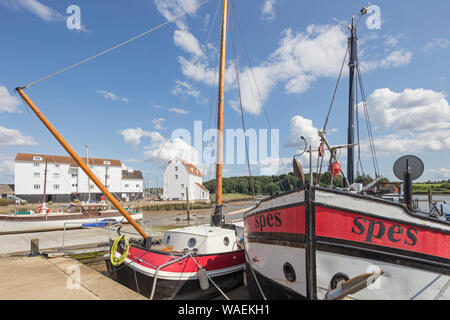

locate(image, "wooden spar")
[[215, 0, 228, 209], [15, 87, 149, 239]]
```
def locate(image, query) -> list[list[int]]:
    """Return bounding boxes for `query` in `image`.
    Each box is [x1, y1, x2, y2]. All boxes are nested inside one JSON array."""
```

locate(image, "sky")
[[0, 0, 449, 187]]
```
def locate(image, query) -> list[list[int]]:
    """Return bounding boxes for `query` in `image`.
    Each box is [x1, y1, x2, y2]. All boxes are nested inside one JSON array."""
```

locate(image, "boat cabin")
[[161, 224, 242, 254]]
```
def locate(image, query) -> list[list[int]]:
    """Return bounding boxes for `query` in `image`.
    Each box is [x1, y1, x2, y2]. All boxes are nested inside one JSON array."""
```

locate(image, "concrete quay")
[[0, 255, 146, 300]]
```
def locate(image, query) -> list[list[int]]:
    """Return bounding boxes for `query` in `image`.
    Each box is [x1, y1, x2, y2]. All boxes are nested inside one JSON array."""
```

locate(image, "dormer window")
[[33, 156, 42, 161], [103, 161, 110, 165]]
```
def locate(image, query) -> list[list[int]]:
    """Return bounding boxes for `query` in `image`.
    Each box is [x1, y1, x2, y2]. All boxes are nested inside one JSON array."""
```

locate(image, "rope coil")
[[110, 235, 130, 266]]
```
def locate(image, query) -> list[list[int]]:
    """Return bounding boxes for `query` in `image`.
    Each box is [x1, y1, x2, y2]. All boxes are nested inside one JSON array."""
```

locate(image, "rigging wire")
[[230, 0, 290, 192], [229, 8, 255, 198], [323, 43, 350, 132], [355, 56, 380, 178], [20, 0, 212, 89]]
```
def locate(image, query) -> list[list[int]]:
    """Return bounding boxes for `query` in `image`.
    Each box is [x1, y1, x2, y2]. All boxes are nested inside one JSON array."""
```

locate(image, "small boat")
[[0, 202, 142, 234], [15, 0, 247, 300], [104, 0, 249, 300], [105, 223, 245, 300], [243, 6, 450, 300]]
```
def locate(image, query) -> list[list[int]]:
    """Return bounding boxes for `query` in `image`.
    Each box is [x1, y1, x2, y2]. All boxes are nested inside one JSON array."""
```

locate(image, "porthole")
[[223, 236, 230, 246], [283, 262, 296, 282], [188, 237, 197, 248], [330, 272, 349, 290]]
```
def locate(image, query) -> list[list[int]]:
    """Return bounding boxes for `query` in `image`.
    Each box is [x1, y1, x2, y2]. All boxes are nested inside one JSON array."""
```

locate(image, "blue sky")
[[0, 0, 449, 187]]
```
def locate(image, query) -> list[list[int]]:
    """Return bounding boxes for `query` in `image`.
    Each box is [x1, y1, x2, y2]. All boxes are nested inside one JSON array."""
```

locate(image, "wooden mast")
[[212, 0, 228, 226], [15, 87, 149, 240]]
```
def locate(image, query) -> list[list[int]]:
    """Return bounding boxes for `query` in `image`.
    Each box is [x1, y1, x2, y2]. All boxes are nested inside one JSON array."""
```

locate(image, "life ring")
[[38, 206, 50, 214]]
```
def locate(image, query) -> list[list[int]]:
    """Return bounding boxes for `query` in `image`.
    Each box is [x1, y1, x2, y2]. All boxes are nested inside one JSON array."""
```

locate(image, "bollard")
[[30, 238, 39, 256]]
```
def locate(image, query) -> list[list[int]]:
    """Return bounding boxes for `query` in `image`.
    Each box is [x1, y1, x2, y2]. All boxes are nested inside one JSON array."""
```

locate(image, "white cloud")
[[285, 115, 321, 150], [154, 0, 202, 30], [261, 0, 276, 22], [425, 168, 450, 180], [0, 0, 64, 22], [169, 107, 188, 115], [379, 49, 412, 68], [142, 131, 199, 164], [361, 88, 450, 131], [173, 29, 204, 57], [152, 118, 166, 130], [97, 90, 130, 103], [171, 80, 205, 103], [424, 38, 450, 52], [358, 88, 450, 156], [0, 85, 21, 113], [0, 126, 37, 146], [119, 127, 152, 148]]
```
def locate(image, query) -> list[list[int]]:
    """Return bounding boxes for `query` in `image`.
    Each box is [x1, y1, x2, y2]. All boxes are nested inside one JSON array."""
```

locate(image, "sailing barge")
[[243, 7, 450, 300]]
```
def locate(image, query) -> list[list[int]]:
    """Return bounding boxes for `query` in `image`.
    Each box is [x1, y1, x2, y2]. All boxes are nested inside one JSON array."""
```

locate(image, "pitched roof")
[[177, 158, 202, 177], [15, 153, 122, 167], [194, 182, 209, 192], [122, 170, 143, 180], [0, 184, 14, 194]]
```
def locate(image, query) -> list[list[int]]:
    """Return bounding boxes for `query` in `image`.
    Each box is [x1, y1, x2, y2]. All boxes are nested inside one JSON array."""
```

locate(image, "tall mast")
[[212, 0, 228, 226], [347, 16, 357, 186], [42, 158, 48, 204]]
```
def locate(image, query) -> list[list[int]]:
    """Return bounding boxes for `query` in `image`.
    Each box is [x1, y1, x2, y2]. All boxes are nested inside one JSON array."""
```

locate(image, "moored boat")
[[0, 202, 142, 234], [243, 6, 450, 300]]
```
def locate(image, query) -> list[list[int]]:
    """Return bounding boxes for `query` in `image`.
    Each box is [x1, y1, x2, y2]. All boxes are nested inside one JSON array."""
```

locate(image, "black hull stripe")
[[246, 235, 306, 249]]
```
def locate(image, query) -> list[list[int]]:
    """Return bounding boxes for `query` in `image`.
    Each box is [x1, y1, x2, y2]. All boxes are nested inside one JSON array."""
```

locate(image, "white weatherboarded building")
[[14, 153, 143, 203], [161, 158, 209, 201]]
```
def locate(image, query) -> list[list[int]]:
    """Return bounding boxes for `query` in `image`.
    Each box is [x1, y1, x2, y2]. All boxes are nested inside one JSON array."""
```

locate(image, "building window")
[[136, 184, 140, 188], [34, 172, 40, 178], [181, 193, 184, 197], [103, 161, 111, 165], [90, 185, 94, 190], [181, 184, 184, 188], [125, 184, 129, 188], [175, 166, 178, 171], [53, 184, 60, 190], [33, 156, 42, 161], [34, 185, 40, 190], [33, 163, 40, 167], [53, 173, 59, 178], [71, 174, 77, 177], [175, 174, 178, 180], [54, 163, 60, 168]]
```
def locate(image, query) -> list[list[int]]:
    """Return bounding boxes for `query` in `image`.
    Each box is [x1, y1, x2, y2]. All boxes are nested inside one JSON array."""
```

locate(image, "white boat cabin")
[[161, 224, 243, 254]]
